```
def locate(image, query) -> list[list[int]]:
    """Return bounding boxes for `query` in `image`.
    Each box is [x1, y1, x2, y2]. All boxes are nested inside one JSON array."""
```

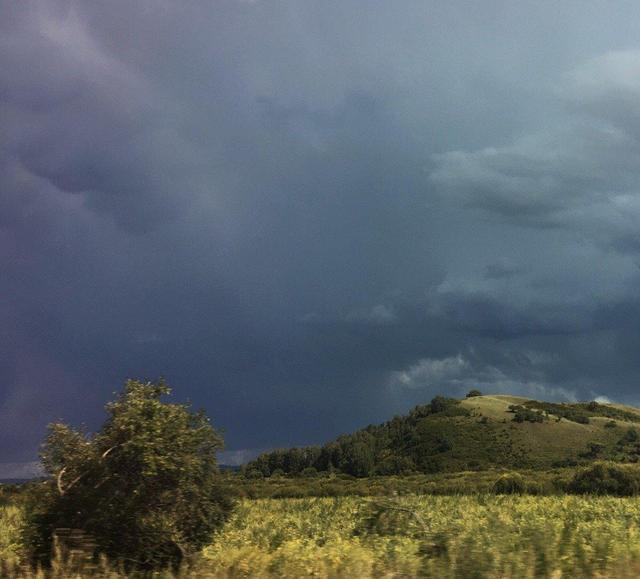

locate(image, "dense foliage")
[[568, 462, 640, 496], [22, 379, 233, 570]]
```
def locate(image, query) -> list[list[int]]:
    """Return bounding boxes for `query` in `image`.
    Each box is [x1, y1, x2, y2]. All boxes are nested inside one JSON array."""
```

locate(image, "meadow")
[[6, 493, 640, 577]]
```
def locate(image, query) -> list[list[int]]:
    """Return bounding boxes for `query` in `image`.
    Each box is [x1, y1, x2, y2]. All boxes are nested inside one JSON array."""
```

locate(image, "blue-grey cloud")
[[431, 50, 640, 254]]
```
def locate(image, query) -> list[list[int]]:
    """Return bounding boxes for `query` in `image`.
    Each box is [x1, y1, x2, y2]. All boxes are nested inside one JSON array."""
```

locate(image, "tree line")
[[245, 396, 469, 478]]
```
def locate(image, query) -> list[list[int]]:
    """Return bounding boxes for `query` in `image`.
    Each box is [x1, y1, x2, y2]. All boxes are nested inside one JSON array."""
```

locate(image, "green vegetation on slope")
[[246, 394, 640, 477], [520, 399, 640, 424]]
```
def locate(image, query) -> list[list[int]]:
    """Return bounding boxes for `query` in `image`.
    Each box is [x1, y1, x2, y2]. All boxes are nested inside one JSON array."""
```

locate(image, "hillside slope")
[[246, 395, 640, 477]]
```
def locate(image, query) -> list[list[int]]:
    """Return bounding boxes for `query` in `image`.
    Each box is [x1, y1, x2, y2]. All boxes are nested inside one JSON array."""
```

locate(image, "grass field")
[[202, 495, 640, 577], [6, 494, 640, 577]]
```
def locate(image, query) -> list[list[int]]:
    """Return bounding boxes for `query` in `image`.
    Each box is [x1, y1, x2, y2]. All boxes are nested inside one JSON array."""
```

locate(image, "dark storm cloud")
[[5, 0, 640, 470]]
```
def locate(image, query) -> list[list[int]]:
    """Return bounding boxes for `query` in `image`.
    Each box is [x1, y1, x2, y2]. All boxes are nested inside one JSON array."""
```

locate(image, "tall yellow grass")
[[6, 495, 640, 577]]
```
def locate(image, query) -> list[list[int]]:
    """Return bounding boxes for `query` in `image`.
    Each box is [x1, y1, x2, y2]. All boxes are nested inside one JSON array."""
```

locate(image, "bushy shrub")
[[567, 462, 640, 496], [509, 405, 544, 423], [466, 389, 482, 398], [581, 442, 605, 459], [491, 473, 526, 494], [23, 380, 234, 571]]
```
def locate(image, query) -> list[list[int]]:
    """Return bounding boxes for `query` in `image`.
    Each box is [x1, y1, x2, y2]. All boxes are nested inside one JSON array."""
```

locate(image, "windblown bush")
[[23, 379, 234, 570]]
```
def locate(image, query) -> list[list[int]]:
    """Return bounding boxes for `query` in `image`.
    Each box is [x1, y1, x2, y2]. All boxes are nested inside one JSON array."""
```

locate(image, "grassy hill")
[[245, 394, 640, 477]]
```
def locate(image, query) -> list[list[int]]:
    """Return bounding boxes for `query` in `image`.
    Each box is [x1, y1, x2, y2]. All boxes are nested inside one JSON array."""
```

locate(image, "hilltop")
[[245, 394, 640, 477]]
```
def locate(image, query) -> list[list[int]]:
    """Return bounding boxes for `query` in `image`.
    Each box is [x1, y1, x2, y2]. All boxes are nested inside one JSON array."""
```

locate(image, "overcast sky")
[[4, 0, 640, 473]]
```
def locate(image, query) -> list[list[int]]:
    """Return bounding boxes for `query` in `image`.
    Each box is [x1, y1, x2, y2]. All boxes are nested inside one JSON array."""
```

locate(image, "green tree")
[[24, 379, 233, 570], [429, 396, 450, 414]]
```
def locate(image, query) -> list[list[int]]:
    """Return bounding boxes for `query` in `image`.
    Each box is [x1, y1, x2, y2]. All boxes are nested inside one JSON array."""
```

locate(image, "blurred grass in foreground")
[[6, 495, 640, 577]]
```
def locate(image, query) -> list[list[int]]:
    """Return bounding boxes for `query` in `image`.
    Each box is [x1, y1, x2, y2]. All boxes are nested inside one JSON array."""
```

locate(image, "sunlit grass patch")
[[6, 494, 640, 577]]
